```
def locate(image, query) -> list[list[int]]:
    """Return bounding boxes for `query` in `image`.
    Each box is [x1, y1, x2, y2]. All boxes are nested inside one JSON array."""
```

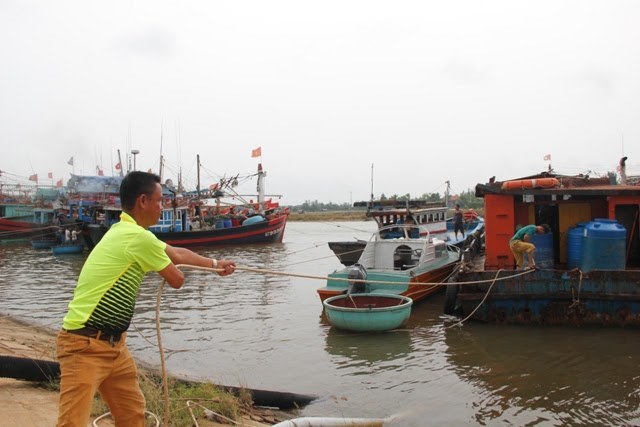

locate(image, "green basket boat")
[[323, 293, 413, 332]]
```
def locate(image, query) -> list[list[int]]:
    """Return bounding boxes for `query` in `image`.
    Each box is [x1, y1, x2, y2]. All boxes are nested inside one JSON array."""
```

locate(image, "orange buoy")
[[501, 178, 559, 190]]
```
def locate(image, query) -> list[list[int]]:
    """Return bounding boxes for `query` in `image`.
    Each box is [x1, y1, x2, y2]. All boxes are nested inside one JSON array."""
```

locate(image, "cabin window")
[[434, 242, 445, 258], [428, 214, 433, 222]]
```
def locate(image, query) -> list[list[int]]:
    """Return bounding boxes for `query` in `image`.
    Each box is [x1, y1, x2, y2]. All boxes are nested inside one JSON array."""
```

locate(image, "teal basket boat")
[[323, 293, 413, 332]]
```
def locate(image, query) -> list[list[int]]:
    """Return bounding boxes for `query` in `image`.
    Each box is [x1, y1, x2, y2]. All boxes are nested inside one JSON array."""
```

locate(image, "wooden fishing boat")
[[51, 242, 84, 255], [318, 224, 460, 304], [150, 209, 289, 247], [323, 293, 413, 332], [445, 163, 640, 327], [83, 162, 290, 248], [328, 200, 484, 266], [0, 206, 59, 243]]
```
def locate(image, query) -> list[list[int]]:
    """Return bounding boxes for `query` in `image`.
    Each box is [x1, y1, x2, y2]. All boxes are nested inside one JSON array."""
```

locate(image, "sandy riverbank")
[[0, 315, 288, 426], [0, 316, 59, 426]]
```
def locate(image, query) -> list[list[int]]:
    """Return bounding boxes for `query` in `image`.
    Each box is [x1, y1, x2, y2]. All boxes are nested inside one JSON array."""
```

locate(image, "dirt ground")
[[0, 315, 61, 426], [0, 316, 284, 426]]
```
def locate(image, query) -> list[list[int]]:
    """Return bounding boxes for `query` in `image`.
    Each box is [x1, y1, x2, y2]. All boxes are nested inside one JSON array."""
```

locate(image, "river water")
[[1, 221, 640, 426]]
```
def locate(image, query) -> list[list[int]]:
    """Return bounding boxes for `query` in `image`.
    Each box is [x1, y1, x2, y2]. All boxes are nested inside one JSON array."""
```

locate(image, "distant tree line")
[[292, 189, 483, 212]]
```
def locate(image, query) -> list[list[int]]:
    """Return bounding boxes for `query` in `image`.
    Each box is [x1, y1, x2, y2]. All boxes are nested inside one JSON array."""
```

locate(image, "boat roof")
[[476, 171, 640, 197], [354, 199, 446, 209]]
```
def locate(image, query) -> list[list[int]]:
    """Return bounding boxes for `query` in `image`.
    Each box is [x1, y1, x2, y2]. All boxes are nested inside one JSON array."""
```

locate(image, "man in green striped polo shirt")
[[56, 171, 236, 427]]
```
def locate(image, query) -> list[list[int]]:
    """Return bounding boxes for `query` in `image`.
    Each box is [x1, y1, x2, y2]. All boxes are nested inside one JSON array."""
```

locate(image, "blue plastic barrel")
[[242, 215, 265, 226], [580, 219, 626, 272], [223, 219, 232, 228], [567, 222, 587, 269], [530, 232, 553, 268]]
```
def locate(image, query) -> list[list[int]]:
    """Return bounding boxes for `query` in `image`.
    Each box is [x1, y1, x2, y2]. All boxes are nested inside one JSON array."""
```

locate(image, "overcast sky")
[[1, 1, 639, 205]]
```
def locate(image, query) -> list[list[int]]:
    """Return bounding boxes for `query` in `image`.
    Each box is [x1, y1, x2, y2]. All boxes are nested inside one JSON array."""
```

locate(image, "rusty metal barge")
[[446, 159, 640, 326]]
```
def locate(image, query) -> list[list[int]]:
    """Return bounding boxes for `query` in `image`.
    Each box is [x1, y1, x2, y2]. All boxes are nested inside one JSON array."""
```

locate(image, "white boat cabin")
[[358, 225, 450, 271]]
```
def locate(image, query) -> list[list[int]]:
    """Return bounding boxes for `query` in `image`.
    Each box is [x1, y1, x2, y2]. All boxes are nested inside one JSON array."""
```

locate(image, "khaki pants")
[[509, 240, 535, 268], [56, 330, 145, 427]]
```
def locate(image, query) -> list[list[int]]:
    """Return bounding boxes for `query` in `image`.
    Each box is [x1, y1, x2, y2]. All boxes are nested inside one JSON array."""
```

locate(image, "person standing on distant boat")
[[56, 171, 236, 427], [509, 223, 550, 270], [453, 204, 465, 240]]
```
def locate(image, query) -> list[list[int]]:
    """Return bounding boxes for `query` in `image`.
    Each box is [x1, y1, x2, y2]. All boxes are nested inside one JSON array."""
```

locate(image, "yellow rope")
[[232, 264, 535, 287], [153, 263, 535, 423]]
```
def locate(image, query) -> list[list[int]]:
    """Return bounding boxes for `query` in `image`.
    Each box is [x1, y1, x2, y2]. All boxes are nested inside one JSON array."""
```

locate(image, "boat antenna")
[[196, 154, 201, 198], [370, 163, 374, 205], [159, 121, 164, 181], [445, 180, 450, 207]]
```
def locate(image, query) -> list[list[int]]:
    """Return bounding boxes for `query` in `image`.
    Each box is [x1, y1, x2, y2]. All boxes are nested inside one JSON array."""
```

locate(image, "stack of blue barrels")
[[579, 219, 626, 272]]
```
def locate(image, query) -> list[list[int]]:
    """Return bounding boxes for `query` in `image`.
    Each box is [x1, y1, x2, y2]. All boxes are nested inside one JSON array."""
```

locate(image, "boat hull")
[[152, 214, 288, 247], [31, 238, 59, 249], [327, 240, 367, 266], [0, 218, 49, 242], [449, 269, 640, 327], [51, 244, 84, 255], [323, 293, 413, 332], [318, 257, 458, 303]]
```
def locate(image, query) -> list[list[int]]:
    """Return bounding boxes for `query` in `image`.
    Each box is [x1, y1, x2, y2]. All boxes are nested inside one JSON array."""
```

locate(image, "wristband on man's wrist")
[[211, 258, 218, 268]]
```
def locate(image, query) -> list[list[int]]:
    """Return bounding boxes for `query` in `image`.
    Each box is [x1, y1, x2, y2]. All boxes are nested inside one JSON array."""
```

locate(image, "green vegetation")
[[87, 369, 281, 426]]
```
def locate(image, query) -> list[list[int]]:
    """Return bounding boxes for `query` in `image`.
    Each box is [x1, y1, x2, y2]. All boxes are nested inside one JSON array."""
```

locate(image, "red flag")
[[56, 179, 63, 187], [543, 154, 551, 161], [47, 172, 53, 179], [29, 174, 38, 182], [97, 168, 104, 176], [251, 147, 262, 158], [115, 162, 122, 170]]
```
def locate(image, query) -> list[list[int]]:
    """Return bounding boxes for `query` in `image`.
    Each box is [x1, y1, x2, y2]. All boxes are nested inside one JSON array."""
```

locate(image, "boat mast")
[[196, 154, 201, 198], [159, 122, 164, 181], [257, 163, 265, 214], [116, 150, 124, 177]]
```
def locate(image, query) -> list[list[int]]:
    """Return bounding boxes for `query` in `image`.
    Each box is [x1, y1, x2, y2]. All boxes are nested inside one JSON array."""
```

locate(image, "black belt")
[[65, 327, 123, 344]]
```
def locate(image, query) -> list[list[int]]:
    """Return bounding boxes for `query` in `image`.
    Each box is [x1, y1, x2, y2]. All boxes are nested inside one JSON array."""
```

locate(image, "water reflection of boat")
[[324, 327, 412, 364], [444, 324, 640, 425]]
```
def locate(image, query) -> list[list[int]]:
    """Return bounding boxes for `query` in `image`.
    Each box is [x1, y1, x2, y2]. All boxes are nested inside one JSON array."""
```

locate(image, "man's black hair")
[[119, 171, 161, 211]]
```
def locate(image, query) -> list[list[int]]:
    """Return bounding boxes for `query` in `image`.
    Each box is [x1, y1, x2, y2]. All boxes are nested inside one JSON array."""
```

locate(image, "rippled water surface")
[[2, 221, 640, 426]]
